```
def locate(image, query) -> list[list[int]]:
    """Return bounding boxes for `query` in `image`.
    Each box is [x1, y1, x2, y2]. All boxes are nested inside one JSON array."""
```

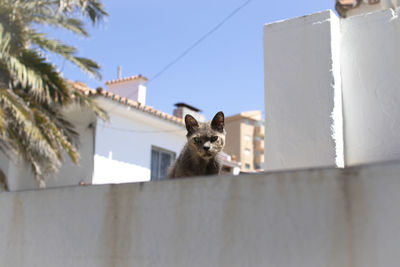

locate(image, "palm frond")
[[0, 88, 78, 186], [5, 49, 72, 105], [84, 0, 108, 25], [32, 106, 80, 164], [33, 15, 89, 36], [28, 30, 102, 79], [53, 0, 108, 25], [0, 89, 62, 164], [0, 0, 108, 187], [0, 106, 6, 136]]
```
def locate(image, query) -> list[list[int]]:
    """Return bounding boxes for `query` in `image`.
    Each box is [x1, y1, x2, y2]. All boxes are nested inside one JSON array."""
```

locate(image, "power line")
[[147, 0, 254, 84], [104, 0, 254, 114]]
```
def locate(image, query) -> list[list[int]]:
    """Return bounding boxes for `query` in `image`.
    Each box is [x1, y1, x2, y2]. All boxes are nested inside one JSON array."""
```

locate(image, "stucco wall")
[[264, 8, 400, 170], [106, 79, 147, 105], [263, 10, 341, 171], [1, 161, 400, 266], [341, 9, 400, 165]]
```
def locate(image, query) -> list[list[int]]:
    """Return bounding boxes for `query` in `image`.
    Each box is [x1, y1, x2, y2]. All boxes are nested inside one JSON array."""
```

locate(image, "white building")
[[1, 74, 240, 191], [79, 76, 188, 184], [0, 75, 187, 190]]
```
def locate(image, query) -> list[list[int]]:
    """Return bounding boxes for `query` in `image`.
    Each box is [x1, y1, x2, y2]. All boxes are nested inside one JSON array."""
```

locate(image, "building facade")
[[72, 77, 187, 184], [224, 111, 264, 172], [1, 74, 240, 191]]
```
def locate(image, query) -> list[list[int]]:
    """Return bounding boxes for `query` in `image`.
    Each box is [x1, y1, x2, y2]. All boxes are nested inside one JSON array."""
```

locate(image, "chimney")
[[173, 103, 206, 122], [105, 74, 148, 105], [117, 66, 122, 79]]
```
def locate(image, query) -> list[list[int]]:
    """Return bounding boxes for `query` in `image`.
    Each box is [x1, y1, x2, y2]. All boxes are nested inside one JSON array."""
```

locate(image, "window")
[[254, 136, 262, 141], [255, 120, 264, 127], [244, 148, 251, 155], [151, 147, 176, 180], [245, 163, 251, 169], [255, 163, 265, 170], [244, 135, 251, 141], [242, 119, 251, 125]]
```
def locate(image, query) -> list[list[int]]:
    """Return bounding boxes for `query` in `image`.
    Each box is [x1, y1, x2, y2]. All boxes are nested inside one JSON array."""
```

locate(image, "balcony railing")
[[255, 139, 264, 152], [255, 153, 264, 164], [255, 125, 264, 138]]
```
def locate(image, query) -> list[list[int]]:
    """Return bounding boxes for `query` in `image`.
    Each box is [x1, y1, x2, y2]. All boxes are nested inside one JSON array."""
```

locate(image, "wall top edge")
[[263, 10, 337, 31]]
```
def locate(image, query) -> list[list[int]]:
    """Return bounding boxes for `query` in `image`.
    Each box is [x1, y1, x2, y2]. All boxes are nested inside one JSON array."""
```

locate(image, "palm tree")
[[0, 0, 108, 187]]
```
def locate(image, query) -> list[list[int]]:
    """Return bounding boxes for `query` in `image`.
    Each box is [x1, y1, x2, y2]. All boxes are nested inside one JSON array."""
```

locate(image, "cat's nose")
[[203, 141, 211, 151]]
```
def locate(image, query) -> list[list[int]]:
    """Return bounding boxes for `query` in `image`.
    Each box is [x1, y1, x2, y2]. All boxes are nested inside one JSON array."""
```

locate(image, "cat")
[[167, 111, 226, 178]]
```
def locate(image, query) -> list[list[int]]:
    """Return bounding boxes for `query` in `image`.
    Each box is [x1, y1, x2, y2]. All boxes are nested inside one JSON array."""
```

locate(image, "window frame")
[[150, 146, 176, 181]]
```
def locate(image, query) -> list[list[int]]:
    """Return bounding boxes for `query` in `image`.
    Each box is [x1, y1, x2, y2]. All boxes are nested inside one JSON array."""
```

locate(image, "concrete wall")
[[1, 161, 400, 266], [263, 10, 343, 171], [341, 9, 400, 165], [264, 8, 400, 170], [93, 98, 186, 184]]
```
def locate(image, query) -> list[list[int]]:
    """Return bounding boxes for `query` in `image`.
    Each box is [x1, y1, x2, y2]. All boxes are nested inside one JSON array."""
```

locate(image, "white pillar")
[[263, 10, 343, 171], [264, 8, 400, 170], [341, 9, 400, 165]]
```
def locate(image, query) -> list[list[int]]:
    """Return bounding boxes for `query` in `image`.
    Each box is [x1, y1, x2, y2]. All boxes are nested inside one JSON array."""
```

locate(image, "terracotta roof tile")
[[104, 75, 148, 85], [71, 81, 184, 127]]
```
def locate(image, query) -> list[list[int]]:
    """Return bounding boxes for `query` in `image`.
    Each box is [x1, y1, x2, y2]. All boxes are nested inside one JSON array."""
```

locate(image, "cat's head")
[[185, 111, 226, 159]]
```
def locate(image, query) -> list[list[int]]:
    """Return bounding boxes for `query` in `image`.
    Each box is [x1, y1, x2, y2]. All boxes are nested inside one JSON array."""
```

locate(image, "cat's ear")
[[185, 114, 199, 135], [211, 111, 224, 132]]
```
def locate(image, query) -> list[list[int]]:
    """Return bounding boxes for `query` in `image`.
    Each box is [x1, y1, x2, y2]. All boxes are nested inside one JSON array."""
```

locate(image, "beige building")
[[224, 111, 264, 172]]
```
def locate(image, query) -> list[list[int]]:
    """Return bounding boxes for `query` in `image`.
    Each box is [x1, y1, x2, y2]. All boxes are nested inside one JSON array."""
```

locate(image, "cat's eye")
[[194, 137, 202, 144], [210, 136, 218, 142]]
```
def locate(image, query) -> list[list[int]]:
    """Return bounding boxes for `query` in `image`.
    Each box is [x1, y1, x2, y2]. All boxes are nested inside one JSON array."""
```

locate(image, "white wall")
[[2, 161, 400, 266], [106, 79, 147, 105], [0, 97, 185, 190], [263, 10, 342, 171], [264, 8, 400, 170], [341, 9, 400, 165], [93, 98, 186, 184]]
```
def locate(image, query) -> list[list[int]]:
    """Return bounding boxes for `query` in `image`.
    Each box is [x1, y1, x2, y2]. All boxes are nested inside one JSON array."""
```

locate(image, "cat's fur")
[[167, 111, 226, 178]]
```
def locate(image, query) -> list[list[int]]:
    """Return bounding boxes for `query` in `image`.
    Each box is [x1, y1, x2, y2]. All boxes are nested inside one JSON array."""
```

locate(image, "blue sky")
[[50, 0, 335, 120]]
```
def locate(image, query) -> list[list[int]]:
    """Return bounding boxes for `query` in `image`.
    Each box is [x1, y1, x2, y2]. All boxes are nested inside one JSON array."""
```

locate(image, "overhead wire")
[[97, 0, 256, 131], [103, 0, 254, 114], [147, 0, 254, 84]]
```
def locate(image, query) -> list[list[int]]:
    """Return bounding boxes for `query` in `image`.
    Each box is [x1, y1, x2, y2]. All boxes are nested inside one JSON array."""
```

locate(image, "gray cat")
[[168, 111, 226, 178]]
